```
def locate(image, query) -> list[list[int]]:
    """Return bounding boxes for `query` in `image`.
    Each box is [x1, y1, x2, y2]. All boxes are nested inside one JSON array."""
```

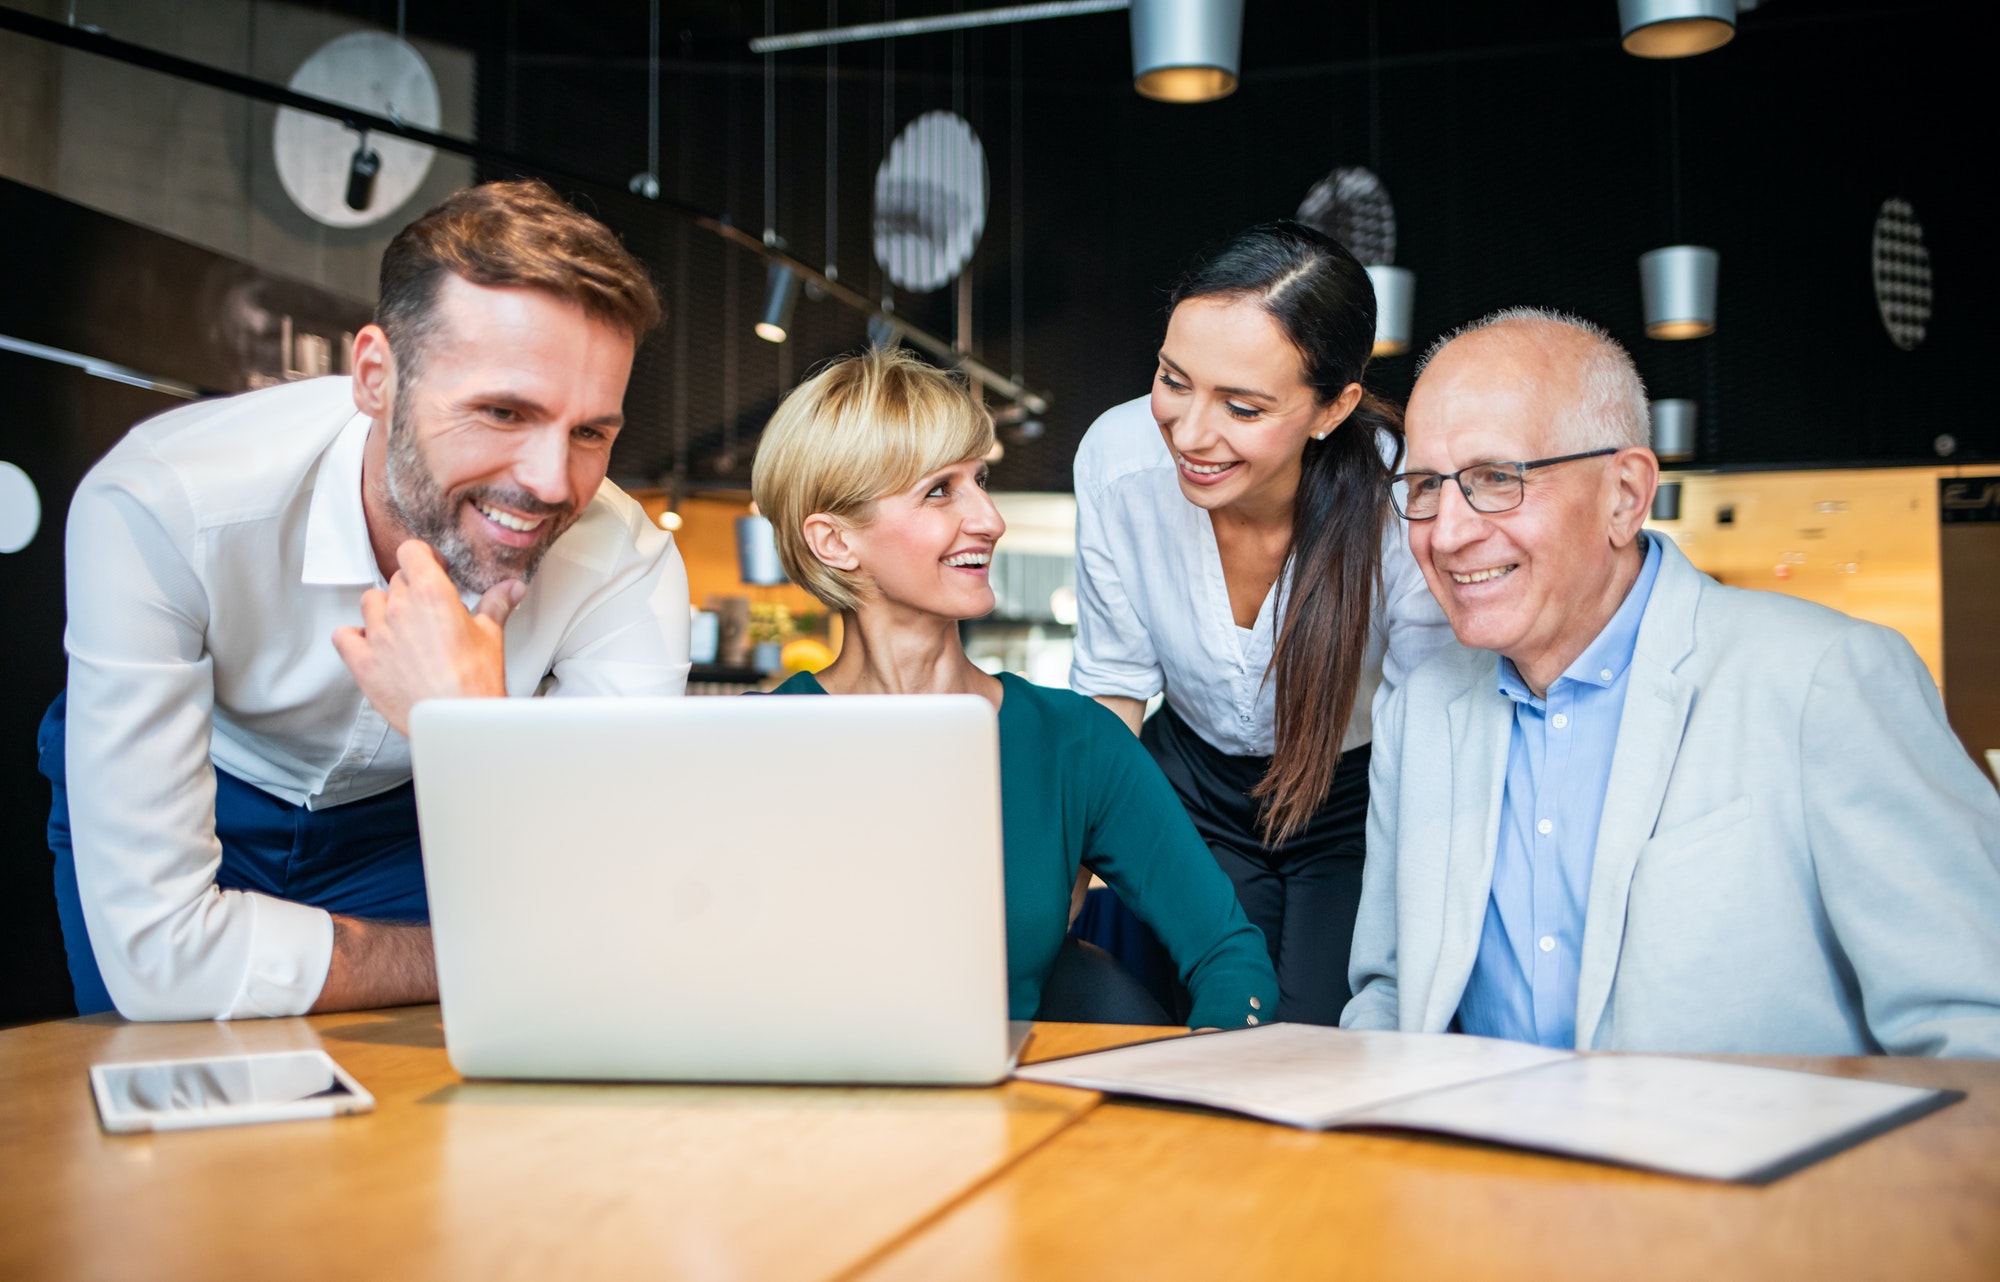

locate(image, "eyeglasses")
[[1389, 448, 1620, 521]]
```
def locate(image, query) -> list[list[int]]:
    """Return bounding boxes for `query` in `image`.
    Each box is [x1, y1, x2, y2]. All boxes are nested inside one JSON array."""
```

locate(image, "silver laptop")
[[409, 694, 1015, 1084]]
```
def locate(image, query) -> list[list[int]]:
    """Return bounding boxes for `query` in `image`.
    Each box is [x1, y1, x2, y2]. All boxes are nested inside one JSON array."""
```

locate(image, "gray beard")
[[382, 389, 579, 594]]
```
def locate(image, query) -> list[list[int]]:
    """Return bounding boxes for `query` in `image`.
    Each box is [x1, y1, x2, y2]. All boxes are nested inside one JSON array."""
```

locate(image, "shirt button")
[[1246, 1014, 1260, 1026], [1539, 935, 1555, 953], [1600, 668, 1614, 682], [1551, 713, 1569, 729], [1537, 819, 1553, 835], [1249, 997, 1261, 1010]]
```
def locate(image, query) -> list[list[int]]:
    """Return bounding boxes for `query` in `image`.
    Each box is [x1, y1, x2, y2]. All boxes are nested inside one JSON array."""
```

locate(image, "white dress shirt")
[[63, 376, 691, 1021], [1070, 395, 1452, 757]]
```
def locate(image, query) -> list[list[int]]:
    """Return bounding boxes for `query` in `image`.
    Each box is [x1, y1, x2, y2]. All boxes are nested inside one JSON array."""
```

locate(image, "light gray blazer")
[[1343, 536, 2000, 1056]]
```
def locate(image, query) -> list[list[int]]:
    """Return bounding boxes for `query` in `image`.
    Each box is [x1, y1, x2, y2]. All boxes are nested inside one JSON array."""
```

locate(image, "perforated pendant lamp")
[[1618, 0, 1736, 59], [1131, 0, 1244, 103]]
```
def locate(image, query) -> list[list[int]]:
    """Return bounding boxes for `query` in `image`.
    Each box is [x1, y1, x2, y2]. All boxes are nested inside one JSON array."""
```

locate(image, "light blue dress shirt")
[[1456, 533, 1665, 1048]]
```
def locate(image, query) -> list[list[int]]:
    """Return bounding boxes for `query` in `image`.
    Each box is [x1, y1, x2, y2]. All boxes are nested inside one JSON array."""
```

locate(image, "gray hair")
[[1416, 306, 1650, 453]]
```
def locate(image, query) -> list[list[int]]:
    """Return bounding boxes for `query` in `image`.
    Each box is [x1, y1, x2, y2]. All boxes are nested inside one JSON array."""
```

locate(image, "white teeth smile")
[[1451, 565, 1516, 585], [474, 501, 545, 533], [1176, 454, 1237, 475], [943, 552, 991, 568]]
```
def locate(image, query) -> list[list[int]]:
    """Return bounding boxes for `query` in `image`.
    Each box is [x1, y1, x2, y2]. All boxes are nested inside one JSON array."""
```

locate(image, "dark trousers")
[[37, 693, 429, 1016], [1073, 702, 1371, 1026]]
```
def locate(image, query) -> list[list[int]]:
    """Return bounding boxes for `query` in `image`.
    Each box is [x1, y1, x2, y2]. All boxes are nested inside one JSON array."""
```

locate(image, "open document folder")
[[1014, 1024, 1961, 1183]]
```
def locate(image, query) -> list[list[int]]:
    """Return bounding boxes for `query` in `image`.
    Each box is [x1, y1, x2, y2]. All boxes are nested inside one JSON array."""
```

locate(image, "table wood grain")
[[850, 1052, 2000, 1282], [9, 1008, 1992, 1282], [0, 1007, 1123, 1282]]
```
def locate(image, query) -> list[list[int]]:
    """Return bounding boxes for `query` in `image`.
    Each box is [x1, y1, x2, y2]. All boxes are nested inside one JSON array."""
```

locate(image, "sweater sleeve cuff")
[[1185, 967, 1281, 1031], [224, 895, 335, 1019]]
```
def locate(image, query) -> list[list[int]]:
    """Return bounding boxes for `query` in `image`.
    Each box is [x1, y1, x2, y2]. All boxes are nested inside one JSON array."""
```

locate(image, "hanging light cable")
[[824, 0, 839, 284], [868, 0, 898, 348], [758, 0, 801, 343], [1639, 64, 1717, 339], [1360, 0, 1413, 357], [1009, 21, 1038, 438], [629, 0, 661, 198]]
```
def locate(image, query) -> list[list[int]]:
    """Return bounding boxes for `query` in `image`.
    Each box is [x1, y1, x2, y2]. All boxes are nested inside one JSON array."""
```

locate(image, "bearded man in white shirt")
[[38, 179, 691, 1021]]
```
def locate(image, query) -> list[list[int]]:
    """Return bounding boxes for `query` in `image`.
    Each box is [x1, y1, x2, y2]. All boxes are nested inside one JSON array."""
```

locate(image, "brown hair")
[[376, 179, 661, 371], [1169, 221, 1396, 847]]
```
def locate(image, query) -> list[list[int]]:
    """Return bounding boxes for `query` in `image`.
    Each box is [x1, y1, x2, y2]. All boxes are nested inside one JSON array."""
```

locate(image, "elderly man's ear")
[[1609, 448, 1661, 545], [801, 513, 862, 572]]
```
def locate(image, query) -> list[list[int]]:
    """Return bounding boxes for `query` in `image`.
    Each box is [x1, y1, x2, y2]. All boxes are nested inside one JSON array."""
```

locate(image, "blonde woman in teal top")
[[752, 347, 1278, 1029]]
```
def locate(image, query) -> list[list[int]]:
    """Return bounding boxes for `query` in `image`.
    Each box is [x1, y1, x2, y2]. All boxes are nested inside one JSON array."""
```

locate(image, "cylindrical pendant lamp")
[[755, 262, 801, 343], [1639, 245, 1718, 340], [1649, 398, 1697, 462], [1131, 0, 1244, 103], [735, 514, 790, 585], [1617, 0, 1736, 59], [1365, 265, 1415, 357]]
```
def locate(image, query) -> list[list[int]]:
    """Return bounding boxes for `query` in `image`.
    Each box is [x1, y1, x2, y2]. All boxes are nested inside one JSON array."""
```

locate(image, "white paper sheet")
[[1014, 1023, 1569, 1128], [1350, 1053, 1953, 1182]]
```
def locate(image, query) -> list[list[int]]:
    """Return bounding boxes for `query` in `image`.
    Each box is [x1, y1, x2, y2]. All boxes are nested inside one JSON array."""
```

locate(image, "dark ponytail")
[[1168, 220, 1398, 847]]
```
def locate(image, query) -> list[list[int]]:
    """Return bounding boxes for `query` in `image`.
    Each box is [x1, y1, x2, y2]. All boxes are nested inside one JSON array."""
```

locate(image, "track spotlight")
[[344, 132, 381, 212], [756, 262, 802, 344]]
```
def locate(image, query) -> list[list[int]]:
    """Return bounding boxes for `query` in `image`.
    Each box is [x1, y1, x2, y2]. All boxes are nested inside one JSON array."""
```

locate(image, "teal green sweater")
[[770, 670, 1278, 1027]]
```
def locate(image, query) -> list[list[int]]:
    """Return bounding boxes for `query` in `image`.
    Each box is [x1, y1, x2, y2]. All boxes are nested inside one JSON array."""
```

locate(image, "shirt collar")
[[301, 411, 383, 587], [1497, 531, 1666, 704]]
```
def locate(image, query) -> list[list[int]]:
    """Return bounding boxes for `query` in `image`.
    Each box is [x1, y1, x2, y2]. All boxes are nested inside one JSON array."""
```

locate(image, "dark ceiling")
[[311, 1, 1914, 84], [278, 0, 1988, 492]]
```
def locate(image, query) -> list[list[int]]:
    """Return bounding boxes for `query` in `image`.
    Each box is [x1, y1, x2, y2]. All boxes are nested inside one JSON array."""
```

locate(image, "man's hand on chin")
[[333, 540, 524, 736]]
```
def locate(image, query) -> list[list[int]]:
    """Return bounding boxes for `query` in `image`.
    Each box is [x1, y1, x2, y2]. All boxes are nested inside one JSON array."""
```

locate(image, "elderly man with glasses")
[[1342, 306, 2000, 1057]]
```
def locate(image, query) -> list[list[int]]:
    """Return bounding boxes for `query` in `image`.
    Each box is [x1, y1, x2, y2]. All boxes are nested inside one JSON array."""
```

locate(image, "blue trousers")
[[38, 693, 429, 1016]]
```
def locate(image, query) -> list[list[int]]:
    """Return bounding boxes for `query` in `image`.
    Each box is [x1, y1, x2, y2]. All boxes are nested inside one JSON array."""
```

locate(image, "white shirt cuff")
[[224, 895, 336, 1019]]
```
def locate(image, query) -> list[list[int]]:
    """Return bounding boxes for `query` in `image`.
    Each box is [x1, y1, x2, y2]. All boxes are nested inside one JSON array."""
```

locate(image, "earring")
[[1312, 431, 1329, 440]]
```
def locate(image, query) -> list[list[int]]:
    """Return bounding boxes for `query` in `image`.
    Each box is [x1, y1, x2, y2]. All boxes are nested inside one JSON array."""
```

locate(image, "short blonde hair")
[[752, 347, 995, 612]]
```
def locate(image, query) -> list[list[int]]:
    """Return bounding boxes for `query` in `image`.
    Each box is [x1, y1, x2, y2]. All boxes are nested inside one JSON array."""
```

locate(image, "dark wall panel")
[[479, 3, 1991, 492]]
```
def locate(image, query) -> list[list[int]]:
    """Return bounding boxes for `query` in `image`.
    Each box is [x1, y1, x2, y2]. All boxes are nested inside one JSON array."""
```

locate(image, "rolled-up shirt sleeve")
[[63, 453, 334, 1021], [1069, 466, 1164, 703]]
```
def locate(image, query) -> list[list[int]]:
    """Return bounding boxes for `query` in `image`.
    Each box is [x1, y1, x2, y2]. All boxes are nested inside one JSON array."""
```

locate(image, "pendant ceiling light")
[[1131, 0, 1244, 103], [1648, 398, 1697, 462], [1639, 246, 1718, 339], [1365, 265, 1415, 357], [1617, 0, 1735, 60]]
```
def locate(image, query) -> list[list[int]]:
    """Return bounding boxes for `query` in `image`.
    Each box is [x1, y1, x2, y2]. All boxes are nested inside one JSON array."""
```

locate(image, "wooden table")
[[854, 1053, 2000, 1282], [0, 1006, 1131, 1281], [2, 1009, 1995, 1281]]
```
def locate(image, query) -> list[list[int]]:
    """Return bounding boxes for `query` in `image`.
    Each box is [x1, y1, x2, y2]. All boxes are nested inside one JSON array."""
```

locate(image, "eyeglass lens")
[[1396, 465, 1524, 518]]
